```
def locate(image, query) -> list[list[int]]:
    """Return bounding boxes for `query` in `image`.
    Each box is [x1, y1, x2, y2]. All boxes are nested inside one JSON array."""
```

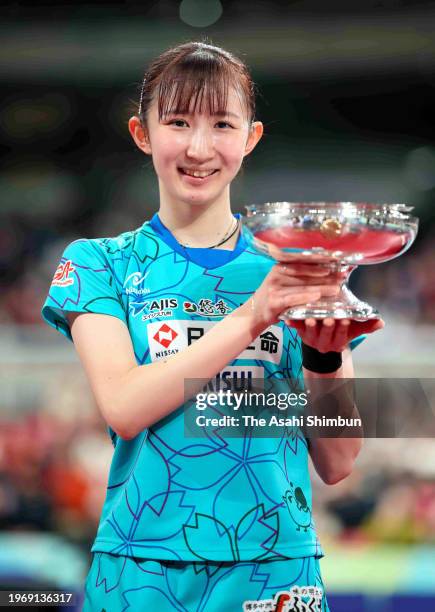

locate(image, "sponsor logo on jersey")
[[149, 298, 178, 311], [243, 586, 323, 612], [142, 310, 172, 321], [202, 366, 264, 393], [183, 298, 232, 317], [52, 260, 75, 287], [124, 271, 151, 295], [153, 323, 178, 349], [147, 320, 283, 365], [130, 297, 178, 318], [140, 299, 179, 321], [257, 330, 279, 354]]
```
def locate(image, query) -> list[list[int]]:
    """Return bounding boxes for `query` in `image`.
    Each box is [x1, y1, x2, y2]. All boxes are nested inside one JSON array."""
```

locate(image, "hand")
[[285, 317, 385, 353], [249, 261, 345, 332]]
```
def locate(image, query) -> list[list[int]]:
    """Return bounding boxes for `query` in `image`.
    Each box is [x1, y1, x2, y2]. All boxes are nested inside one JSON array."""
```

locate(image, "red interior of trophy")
[[254, 226, 411, 263]]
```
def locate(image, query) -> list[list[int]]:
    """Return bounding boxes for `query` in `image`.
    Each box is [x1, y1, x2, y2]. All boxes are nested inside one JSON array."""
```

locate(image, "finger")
[[275, 275, 342, 288], [276, 267, 346, 283], [331, 318, 351, 351], [303, 318, 318, 346], [284, 284, 341, 296], [345, 318, 385, 337], [274, 274, 323, 287], [276, 263, 332, 277], [269, 246, 341, 265], [318, 285, 341, 297], [317, 318, 336, 352], [275, 284, 340, 295], [274, 290, 321, 312]]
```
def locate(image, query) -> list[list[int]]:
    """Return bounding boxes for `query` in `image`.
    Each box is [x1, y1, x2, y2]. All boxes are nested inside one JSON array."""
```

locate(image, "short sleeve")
[[41, 238, 127, 341]]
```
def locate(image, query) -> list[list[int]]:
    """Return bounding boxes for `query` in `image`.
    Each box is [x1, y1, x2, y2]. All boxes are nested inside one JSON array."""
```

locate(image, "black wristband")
[[301, 341, 342, 374]]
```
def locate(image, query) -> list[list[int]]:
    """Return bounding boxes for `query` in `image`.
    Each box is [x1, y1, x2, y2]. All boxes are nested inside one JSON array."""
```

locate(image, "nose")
[[186, 125, 215, 161]]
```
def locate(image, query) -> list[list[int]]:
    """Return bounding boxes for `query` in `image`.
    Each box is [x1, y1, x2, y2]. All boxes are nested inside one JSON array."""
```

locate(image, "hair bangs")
[[138, 41, 256, 126], [157, 54, 243, 120]]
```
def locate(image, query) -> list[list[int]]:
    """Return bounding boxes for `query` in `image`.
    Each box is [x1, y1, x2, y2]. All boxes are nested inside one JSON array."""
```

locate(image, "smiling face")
[[129, 84, 263, 211]]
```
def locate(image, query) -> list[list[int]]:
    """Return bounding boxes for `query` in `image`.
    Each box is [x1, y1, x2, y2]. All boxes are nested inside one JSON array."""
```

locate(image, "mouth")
[[178, 168, 219, 181]]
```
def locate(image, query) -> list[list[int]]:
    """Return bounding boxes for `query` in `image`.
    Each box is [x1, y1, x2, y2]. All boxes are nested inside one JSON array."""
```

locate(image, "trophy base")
[[280, 285, 380, 322]]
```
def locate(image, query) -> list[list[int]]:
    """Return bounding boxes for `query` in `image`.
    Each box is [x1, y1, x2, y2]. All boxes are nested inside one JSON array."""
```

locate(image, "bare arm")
[[68, 303, 264, 440], [303, 347, 363, 485], [288, 317, 384, 485], [67, 262, 340, 440]]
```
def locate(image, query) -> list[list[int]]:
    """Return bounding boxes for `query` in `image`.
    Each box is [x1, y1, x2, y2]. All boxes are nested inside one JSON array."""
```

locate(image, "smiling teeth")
[[183, 169, 215, 178]]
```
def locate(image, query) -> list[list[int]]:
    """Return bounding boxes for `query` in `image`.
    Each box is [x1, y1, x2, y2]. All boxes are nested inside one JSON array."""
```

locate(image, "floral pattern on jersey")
[[84, 552, 330, 611], [42, 221, 323, 562], [183, 503, 279, 562]]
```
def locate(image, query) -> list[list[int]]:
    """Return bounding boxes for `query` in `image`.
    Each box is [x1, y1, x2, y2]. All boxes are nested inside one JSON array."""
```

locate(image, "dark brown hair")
[[137, 40, 257, 126]]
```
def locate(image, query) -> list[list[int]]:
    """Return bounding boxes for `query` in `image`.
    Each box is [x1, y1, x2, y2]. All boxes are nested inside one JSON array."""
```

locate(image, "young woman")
[[42, 41, 382, 612]]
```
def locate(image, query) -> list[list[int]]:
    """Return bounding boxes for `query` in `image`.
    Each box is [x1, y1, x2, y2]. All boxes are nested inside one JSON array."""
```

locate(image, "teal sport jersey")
[[42, 213, 362, 562], [83, 552, 330, 611]]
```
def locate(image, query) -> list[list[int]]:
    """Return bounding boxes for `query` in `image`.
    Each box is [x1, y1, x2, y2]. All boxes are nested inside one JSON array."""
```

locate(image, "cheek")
[[221, 133, 249, 166], [226, 149, 246, 173], [151, 136, 183, 172]]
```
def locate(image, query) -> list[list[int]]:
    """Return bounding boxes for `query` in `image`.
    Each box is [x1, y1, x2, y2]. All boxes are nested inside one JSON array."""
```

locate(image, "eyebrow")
[[163, 109, 241, 119]]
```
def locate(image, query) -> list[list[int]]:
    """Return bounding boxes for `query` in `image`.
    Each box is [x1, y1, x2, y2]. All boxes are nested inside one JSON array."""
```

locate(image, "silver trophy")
[[243, 202, 419, 321]]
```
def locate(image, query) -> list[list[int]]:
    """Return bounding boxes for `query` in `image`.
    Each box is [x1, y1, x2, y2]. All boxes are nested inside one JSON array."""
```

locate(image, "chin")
[[184, 197, 219, 207], [181, 189, 227, 205]]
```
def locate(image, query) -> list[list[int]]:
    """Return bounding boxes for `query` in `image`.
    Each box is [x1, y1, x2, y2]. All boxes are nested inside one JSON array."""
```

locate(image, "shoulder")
[[61, 221, 152, 264]]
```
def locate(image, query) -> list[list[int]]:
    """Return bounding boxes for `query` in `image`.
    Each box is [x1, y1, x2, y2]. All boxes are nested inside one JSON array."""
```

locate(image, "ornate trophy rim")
[[244, 201, 416, 219]]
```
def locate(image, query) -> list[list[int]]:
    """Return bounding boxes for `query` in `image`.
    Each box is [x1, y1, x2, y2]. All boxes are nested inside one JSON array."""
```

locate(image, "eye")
[[169, 119, 188, 127], [216, 121, 233, 129]]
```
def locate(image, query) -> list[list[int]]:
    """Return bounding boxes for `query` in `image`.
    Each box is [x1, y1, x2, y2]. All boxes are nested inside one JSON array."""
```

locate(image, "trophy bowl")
[[243, 202, 419, 321]]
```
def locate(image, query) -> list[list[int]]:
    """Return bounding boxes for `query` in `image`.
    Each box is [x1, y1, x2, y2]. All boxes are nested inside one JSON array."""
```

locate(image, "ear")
[[128, 116, 152, 155], [243, 121, 264, 157]]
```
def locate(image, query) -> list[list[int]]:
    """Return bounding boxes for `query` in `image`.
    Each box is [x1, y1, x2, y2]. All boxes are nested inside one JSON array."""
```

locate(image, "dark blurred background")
[[1, 1, 435, 610]]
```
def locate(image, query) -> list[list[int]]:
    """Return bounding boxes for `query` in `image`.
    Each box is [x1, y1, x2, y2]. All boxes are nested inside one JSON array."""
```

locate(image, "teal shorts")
[[83, 552, 330, 611]]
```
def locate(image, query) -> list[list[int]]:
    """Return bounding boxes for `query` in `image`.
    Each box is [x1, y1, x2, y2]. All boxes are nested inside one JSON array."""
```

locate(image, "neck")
[[158, 198, 237, 249]]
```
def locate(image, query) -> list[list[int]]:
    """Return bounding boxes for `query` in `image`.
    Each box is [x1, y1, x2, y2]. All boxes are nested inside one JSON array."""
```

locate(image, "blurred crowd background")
[[1, 0, 435, 610]]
